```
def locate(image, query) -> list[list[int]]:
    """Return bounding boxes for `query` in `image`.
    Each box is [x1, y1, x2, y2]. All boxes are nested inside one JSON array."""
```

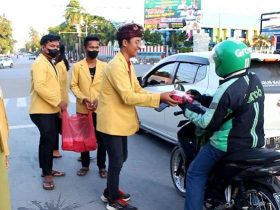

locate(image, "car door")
[[136, 62, 179, 135], [163, 62, 210, 141]]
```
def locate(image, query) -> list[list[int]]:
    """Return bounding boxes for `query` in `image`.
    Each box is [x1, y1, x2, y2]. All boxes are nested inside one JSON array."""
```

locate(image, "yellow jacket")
[[29, 54, 61, 114], [56, 61, 69, 104], [97, 52, 160, 136], [0, 88, 9, 156], [70, 59, 106, 114]]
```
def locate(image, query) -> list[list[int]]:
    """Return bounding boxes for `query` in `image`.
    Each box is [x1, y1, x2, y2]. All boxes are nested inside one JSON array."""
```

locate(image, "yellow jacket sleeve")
[[70, 63, 87, 104], [93, 62, 106, 100], [56, 61, 69, 103], [106, 62, 160, 107], [0, 92, 9, 156], [32, 62, 61, 107]]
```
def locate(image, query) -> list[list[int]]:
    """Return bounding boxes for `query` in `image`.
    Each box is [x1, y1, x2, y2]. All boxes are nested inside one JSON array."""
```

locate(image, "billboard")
[[261, 12, 280, 35], [144, 0, 202, 30]]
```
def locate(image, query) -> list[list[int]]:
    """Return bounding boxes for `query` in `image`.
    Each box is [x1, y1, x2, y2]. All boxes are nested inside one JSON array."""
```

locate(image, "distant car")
[[130, 57, 139, 64], [136, 52, 280, 149], [0, 57, 13, 69], [28, 54, 37, 60]]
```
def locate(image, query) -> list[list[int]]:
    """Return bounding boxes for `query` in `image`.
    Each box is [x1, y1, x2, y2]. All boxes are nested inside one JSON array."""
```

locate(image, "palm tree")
[[64, 0, 85, 27]]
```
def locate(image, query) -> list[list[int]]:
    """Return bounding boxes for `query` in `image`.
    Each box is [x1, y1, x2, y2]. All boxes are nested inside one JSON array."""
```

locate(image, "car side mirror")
[[137, 76, 142, 85], [174, 83, 185, 91]]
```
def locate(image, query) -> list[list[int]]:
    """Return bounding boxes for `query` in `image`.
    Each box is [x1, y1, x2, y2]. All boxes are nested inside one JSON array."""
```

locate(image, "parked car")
[[136, 52, 280, 149], [0, 57, 13, 68], [28, 54, 37, 60]]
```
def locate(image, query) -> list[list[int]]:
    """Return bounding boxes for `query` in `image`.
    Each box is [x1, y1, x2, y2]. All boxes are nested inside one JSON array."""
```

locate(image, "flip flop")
[[41, 170, 66, 177], [43, 180, 54, 190], [99, 169, 108, 179], [77, 168, 89, 176], [51, 170, 66, 177]]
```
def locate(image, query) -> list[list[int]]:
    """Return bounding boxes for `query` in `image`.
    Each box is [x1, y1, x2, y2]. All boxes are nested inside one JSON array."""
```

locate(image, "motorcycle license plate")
[[273, 192, 280, 208], [266, 136, 280, 149]]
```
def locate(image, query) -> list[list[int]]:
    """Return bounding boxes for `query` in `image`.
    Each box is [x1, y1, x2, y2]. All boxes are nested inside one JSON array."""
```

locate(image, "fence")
[[98, 45, 166, 64]]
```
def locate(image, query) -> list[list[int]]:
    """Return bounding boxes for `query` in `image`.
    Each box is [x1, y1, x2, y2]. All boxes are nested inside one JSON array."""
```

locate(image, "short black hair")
[[40, 34, 60, 46], [84, 35, 100, 47]]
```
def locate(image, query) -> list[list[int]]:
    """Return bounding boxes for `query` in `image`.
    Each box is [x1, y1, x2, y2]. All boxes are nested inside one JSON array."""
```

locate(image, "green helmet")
[[212, 40, 251, 78]]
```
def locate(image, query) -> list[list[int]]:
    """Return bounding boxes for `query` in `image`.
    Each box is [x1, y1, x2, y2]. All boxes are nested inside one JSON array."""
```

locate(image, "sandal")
[[43, 177, 54, 190], [99, 169, 108, 179], [53, 151, 62, 158], [51, 170, 66, 177], [41, 170, 65, 177], [77, 168, 89, 176]]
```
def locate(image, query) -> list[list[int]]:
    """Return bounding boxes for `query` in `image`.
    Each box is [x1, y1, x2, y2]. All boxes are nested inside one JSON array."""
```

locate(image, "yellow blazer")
[[56, 61, 69, 104], [97, 52, 160, 136], [0, 87, 9, 156], [70, 59, 106, 114], [29, 54, 61, 114]]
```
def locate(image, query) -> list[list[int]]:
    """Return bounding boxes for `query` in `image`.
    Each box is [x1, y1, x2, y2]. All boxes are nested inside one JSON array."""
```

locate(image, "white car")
[[136, 52, 280, 149], [0, 57, 13, 69]]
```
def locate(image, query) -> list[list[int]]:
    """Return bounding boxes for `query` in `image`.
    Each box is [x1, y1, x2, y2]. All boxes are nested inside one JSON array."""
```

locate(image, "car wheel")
[[10, 63, 13, 68], [136, 127, 144, 134], [0, 64, 3, 69]]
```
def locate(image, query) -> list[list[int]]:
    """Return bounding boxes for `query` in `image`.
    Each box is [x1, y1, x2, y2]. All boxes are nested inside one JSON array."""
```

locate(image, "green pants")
[[0, 152, 11, 210]]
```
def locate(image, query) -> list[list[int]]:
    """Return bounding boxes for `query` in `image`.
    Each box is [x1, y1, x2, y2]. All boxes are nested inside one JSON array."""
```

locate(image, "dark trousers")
[[30, 113, 60, 176], [81, 112, 106, 169], [99, 132, 128, 200], [53, 117, 62, 151], [185, 142, 225, 210]]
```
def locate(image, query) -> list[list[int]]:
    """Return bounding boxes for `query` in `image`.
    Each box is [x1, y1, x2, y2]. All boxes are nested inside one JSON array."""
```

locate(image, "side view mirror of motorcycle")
[[174, 83, 185, 92]]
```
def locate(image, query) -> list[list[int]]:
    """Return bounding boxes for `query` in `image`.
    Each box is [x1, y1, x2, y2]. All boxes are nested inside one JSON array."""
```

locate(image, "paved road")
[[0, 57, 184, 210]]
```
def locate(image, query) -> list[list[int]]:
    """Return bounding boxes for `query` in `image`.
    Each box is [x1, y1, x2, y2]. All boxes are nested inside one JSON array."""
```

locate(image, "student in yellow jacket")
[[97, 23, 178, 210], [52, 44, 70, 158], [70, 35, 107, 178], [29, 34, 67, 190], [0, 87, 11, 210]]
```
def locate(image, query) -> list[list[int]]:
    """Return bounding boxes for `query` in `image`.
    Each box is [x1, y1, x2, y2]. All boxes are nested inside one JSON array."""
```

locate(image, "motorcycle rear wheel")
[[242, 185, 279, 210], [170, 146, 186, 197]]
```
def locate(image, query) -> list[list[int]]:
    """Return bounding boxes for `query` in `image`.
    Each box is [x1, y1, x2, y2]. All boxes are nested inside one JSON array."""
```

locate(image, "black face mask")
[[87, 50, 98, 59], [47, 48, 59, 58]]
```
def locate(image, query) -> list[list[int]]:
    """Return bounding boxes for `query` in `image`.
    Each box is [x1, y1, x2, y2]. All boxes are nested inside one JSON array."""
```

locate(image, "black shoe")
[[106, 198, 137, 210], [101, 189, 131, 202]]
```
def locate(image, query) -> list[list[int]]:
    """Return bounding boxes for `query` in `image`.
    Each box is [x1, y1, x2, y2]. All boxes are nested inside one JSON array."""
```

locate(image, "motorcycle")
[[170, 110, 280, 209]]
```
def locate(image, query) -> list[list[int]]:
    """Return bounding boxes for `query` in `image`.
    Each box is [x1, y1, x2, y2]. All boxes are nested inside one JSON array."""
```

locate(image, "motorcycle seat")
[[222, 148, 280, 165]]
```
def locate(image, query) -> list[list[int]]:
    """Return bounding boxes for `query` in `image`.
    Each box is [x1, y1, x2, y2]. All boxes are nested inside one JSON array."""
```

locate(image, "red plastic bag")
[[61, 110, 97, 152]]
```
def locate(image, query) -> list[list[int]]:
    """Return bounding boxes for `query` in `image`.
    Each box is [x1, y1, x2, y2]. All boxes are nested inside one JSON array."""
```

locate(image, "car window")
[[147, 62, 177, 86], [174, 62, 207, 84], [249, 61, 280, 94]]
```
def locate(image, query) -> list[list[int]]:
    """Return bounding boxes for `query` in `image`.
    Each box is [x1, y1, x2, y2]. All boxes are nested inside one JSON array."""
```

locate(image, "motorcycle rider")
[[179, 39, 265, 210]]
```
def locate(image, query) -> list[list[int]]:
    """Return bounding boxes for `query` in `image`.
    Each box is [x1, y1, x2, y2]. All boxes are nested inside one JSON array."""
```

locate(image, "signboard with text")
[[144, 0, 202, 30], [261, 12, 280, 35]]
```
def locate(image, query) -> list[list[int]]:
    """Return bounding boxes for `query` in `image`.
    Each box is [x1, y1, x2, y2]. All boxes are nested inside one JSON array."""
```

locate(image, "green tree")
[[48, 0, 117, 59], [252, 35, 271, 47], [0, 15, 14, 54], [143, 29, 162, 45], [65, 0, 85, 26], [25, 27, 41, 53]]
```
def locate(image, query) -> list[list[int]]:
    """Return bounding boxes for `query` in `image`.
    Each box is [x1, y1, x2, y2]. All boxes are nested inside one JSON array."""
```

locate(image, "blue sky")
[[0, 0, 278, 49]]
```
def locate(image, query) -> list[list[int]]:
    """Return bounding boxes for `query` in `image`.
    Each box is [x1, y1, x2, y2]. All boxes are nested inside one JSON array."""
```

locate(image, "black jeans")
[[81, 112, 106, 169], [99, 132, 128, 200], [30, 113, 60, 176], [53, 117, 62, 151]]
